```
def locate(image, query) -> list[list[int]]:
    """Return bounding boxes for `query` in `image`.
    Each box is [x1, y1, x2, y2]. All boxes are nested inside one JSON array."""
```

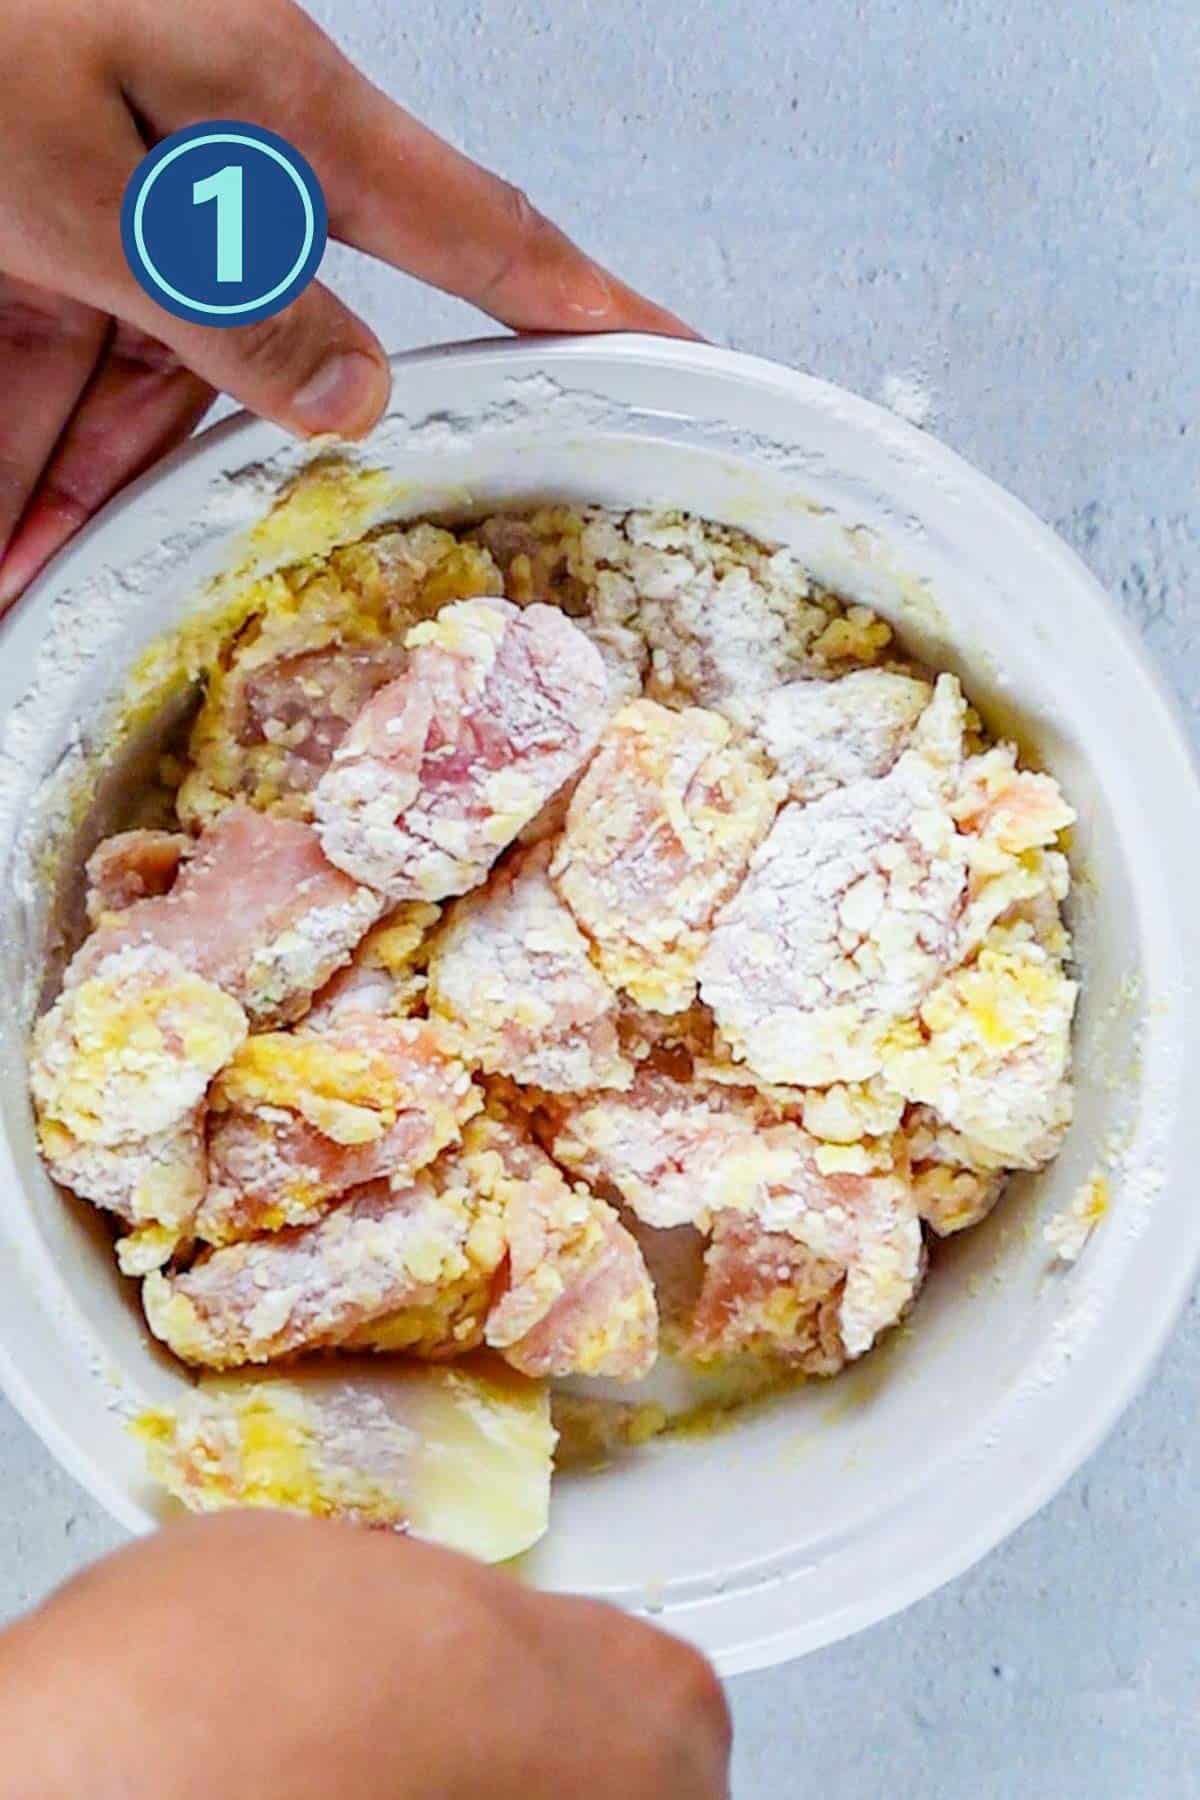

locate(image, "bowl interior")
[[0, 338, 1195, 1672]]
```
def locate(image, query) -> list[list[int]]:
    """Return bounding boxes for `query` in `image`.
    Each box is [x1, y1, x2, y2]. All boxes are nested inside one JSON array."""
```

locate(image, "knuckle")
[[35, 473, 94, 524], [651, 1637, 732, 1754], [497, 181, 539, 244], [476, 182, 554, 303], [586, 1605, 728, 1733], [680, 1646, 730, 1737]]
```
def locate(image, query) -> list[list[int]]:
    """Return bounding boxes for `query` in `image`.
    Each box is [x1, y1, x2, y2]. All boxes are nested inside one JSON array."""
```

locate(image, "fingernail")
[[561, 261, 704, 342], [292, 351, 391, 438], [558, 260, 619, 321]]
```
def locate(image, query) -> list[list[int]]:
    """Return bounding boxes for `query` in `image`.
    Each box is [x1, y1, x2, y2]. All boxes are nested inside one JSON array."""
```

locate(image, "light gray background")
[[3, 1, 1197, 1793]]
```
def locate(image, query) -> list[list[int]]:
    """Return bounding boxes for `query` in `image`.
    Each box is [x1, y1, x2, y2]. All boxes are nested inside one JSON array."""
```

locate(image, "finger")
[[3, 88, 394, 443], [331, 108, 698, 335], [118, 1, 698, 338], [0, 324, 213, 611], [535, 1593, 733, 1797], [0, 277, 109, 564], [127, 279, 394, 443], [335, 120, 699, 338]]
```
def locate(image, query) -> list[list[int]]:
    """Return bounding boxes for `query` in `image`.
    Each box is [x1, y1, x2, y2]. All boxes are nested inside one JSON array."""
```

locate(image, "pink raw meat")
[[313, 597, 609, 902], [72, 805, 381, 1026], [427, 841, 630, 1092], [233, 641, 409, 796], [541, 1068, 923, 1358], [196, 1016, 479, 1245], [143, 1174, 485, 1368], [478, 1119, 657, 1381], [84, 830, 191, 924], [686, 1212, 845, 1371]]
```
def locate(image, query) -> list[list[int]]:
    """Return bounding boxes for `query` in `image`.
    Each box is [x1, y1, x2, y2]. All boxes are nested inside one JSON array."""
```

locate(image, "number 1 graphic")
[[192, 165, 244, 284]]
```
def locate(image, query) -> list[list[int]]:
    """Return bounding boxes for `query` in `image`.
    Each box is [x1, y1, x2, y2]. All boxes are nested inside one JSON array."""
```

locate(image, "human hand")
[[0, 0, 691, 611], [0, 1512, 732, 1798]]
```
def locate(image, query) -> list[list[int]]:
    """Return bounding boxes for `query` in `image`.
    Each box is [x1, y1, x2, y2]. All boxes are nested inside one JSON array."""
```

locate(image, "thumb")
[[135, 278, 393, 440], [0, 94, 394, 443]]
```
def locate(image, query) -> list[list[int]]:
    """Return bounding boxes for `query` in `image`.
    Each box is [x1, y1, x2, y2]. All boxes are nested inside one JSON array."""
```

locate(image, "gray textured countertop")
[[2, 2, 1196, 1792]]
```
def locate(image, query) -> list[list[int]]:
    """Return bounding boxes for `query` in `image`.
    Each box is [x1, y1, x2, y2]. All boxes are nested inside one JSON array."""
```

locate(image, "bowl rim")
[[2, 331, 1198, 1673]]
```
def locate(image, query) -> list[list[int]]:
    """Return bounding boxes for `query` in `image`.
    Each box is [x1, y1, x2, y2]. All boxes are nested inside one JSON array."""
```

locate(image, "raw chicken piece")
[[179, 529, 501, 826], [31, 946, 246, 1149], [882, 944, 1077, 1170], [73, 805, 381, 1027], [538, 1068, 788, 1230], [469, 511, 648, 705], [758, 669, 933, 802], [953, 744, 1076, 859], [31, 947, 247, 1252], [473, 1117, 657, 1380], [306, 903, 441, 1027], [48, 1112, 208, 1273], [953, 745, 1076, 949], [573, 510, 838, 725], [685, 1213, 846, 1372], [904, 1105, 1008, 1236], [541, 1069, 922, 1356], [85, 830, 190, 925], [700, 673, 970, 1085], [427, 841, 630, 1092], [618, 1215, 707, 1346], [314, 597, 609, 903], [135, 1355, 555, 1560], [551, 699, 781, 1014], [196, 1017, 481, 1245], [144, 1167, 503, 1368]]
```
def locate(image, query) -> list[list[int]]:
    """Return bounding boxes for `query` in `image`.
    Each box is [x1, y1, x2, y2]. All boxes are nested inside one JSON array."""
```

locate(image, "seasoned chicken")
[[758, 668, 932, 802], [144, 1168, 503, 1369], [541, 1069, 922, 1357], [472, 1116, 657, 1380], [178, 527, 501, 825], [700, 674, 971, 1085], [74, 806, 381, 1027], [882, 943, 1077, 1170], [427, 841, 630, 1092], [314, 597, 609, 902], [136, 1356, 555, 1560], [31, 504, 1082, 1549], [31, 946, 247, 1256], [551, 699, 780, 1014], [197, 1016, 480, 1244]]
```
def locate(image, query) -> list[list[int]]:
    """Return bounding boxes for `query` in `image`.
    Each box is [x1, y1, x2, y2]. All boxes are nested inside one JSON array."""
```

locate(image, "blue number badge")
[[120, 121, 328, 328]]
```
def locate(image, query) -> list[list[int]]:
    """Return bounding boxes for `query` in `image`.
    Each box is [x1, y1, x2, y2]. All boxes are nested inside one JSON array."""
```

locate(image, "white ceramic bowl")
[[1, 335, 1197, 1675]]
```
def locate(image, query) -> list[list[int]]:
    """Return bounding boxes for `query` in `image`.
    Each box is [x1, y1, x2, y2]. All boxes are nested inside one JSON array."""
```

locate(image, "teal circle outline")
[[132, 132, 316, 317]]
